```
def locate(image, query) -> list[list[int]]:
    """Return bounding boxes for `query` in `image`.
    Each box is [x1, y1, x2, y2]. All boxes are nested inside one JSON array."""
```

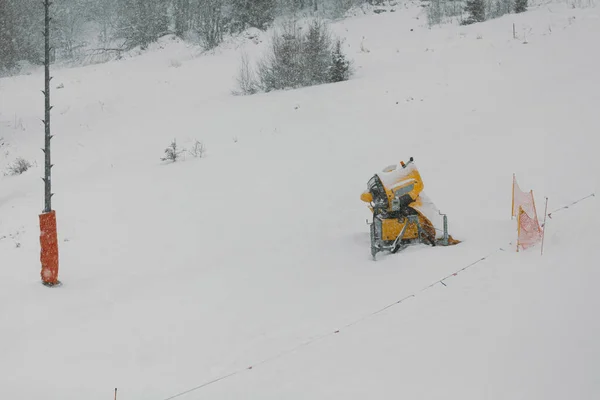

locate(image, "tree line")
[[426, 0, 528, 27], [0, 0, 372, 75]]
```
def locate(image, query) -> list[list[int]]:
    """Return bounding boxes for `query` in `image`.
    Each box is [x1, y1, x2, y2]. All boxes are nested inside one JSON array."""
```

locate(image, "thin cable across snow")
[[547, 193, 595, 218], [158, 246, 506, 400]]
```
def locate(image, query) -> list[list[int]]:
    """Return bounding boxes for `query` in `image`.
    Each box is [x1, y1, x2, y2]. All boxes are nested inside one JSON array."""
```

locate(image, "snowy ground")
[[1, 1, 599, 399]]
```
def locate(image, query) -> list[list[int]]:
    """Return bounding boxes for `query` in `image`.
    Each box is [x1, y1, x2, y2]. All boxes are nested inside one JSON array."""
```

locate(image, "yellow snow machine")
[[360, 157, 460, 260]]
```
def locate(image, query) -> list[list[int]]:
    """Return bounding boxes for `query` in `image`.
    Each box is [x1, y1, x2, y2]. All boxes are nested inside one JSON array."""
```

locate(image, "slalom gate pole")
[[541, 197, 549, 256], [511, 174, 515, 219]]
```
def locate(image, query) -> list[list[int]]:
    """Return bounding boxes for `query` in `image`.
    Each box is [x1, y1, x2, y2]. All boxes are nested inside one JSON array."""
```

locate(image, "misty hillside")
[[1, 1, 599, 400]]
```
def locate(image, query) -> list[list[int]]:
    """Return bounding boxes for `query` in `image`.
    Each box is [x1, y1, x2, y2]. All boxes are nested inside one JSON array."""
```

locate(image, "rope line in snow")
[[547, 193, 595, 219], [162, 372, 241, 400], [158, 245, 508, 400]]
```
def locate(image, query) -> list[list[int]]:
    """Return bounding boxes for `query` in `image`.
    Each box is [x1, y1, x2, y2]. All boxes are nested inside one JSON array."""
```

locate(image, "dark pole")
[[39, 0, 60, 287], [42, 0, 53, 213]]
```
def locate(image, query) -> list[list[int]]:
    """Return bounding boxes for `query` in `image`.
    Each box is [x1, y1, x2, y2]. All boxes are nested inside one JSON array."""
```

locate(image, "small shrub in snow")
[[161, 139, 185, 163], [360, 37, 370, 53], [6, 157, 32, 175], [188, 139, 206, 158]]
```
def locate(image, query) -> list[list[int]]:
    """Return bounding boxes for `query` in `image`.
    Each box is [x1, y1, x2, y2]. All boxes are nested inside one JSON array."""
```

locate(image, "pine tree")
[[514, 0, 527, 13], [329, 38, 351, 83], [463, 0, 486, 24], [302, 20, 332, 86]]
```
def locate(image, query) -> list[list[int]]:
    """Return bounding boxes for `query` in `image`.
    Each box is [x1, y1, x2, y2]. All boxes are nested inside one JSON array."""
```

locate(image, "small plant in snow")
[[188, 139, 206, 158], [13, 115, 25, 131], [360, 36, 370, 53], [161, 139, 185, 163], [6, 157, 32, 175]]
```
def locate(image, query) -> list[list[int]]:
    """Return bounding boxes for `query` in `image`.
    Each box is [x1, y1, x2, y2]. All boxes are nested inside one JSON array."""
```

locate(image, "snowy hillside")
[[1, 1, 599, 399]]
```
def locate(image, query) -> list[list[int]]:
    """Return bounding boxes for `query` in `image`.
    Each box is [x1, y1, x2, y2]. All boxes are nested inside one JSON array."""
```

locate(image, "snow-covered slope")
[[1, 2, 599, 399]]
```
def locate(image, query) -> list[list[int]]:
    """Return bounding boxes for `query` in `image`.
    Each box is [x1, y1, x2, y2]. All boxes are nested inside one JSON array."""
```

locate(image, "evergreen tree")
[[253, 18, 352, 92], [463, 0, 486, 24], [329, 38, 350, 83], [302, 20, 332, 86], [515, 0, 527, 13]]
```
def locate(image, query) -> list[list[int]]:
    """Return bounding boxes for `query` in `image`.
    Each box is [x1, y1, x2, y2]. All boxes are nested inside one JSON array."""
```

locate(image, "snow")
[[377, 162, 417, 189], [1, 1, 600, 399]]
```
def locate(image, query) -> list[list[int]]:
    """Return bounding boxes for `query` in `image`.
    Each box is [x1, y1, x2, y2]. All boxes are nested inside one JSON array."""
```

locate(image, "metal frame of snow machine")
[[361, 157, 459, 260]]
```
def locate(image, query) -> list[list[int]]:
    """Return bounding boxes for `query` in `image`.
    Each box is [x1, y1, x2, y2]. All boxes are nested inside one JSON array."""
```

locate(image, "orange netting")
[[518, 206, 543, 251], [512, 175, 544, 251], [512, 175, 536, 219], [40, 210, 59, 285]]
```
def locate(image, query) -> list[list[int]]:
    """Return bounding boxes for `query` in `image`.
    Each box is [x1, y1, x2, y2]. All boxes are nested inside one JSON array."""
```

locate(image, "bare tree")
[[174, 0, 192, 38], [116, 0, 169, 50], [193, 0, 224, 50], [52, 0, 88, 59]]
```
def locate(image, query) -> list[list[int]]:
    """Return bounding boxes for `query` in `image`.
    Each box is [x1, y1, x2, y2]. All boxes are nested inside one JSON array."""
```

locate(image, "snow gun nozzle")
[[400, 157, 414, 168]]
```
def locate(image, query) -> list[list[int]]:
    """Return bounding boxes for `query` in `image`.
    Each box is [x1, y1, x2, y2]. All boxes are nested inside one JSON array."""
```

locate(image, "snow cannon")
[[360, 157, 460, 260]]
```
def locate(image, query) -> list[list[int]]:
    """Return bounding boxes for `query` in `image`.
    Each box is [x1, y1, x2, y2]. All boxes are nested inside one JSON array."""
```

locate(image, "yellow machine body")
[[381, 217, 421, 241]]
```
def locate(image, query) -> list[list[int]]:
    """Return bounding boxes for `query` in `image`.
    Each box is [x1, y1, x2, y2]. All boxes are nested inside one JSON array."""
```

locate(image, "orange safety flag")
[[40, 210, 59, 285]]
